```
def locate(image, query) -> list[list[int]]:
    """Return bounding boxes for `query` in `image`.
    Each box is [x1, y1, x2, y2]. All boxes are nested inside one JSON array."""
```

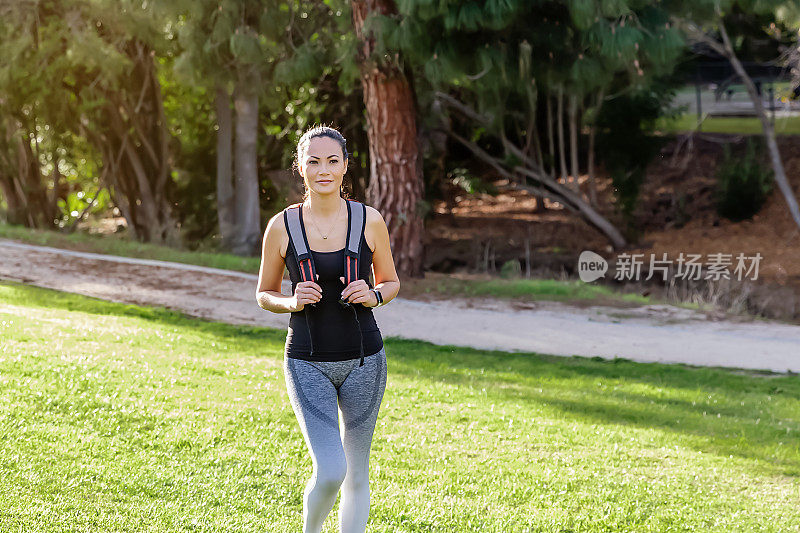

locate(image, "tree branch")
[[434, 91, 494, 126], [676, 18, 728, 57]]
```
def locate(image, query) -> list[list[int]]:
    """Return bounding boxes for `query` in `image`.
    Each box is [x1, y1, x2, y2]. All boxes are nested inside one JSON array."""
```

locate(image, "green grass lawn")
[[1, 281, 798, 531], [656, 114, 800, 135], [417, 275, 652, 305]]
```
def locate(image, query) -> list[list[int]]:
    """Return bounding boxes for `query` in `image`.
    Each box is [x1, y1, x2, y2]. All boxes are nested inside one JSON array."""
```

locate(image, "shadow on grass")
[[384, 338, 800, 478]]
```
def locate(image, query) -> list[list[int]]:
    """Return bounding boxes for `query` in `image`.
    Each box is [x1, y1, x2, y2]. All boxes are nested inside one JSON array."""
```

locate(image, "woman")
[[255, 125, 400, 533]]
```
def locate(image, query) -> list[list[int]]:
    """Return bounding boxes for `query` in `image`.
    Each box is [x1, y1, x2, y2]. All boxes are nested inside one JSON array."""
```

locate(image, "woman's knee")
[[342, 469, 369, 492], [314, 459, 347, 493]]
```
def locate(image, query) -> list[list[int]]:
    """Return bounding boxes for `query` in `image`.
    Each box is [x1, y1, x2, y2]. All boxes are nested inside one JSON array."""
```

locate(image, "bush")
[[500, 259, 522, 279], [715, 139, 773, 222], [595, 79, 677, 226]]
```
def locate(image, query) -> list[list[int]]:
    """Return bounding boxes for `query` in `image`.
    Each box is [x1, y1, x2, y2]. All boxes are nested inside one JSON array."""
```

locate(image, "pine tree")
[[373, 0, 684, 249], [351, 0, 425, 278]]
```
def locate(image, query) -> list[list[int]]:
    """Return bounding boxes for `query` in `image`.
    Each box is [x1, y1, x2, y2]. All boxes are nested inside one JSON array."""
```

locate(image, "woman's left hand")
[[339, 277, 377, 306]]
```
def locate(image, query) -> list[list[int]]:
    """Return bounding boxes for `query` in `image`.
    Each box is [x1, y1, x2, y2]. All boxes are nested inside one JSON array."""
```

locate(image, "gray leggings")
[[283, 346, 387, 533]]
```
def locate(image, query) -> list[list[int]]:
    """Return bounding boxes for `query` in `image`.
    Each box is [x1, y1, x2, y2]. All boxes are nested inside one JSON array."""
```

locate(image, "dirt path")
[[1, 238, 799, 374]]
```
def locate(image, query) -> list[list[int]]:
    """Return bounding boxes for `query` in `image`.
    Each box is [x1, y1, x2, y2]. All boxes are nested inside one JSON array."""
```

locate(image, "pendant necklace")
[[307, 198, 342, 240]]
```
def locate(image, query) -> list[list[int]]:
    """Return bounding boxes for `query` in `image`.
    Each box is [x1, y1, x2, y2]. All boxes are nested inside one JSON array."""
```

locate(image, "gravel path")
[[1, 238, 799, 373]]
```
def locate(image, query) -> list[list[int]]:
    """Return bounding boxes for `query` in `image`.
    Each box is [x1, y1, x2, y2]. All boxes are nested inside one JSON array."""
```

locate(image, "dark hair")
[[293, 124, 350, 201]]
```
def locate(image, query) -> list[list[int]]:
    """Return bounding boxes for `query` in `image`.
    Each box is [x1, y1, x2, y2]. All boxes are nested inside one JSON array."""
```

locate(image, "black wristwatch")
[[371, 288, 384, 307]]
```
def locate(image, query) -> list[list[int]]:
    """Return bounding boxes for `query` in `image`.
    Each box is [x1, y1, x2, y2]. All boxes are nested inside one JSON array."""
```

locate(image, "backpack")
[[283, 199, 368, 365]]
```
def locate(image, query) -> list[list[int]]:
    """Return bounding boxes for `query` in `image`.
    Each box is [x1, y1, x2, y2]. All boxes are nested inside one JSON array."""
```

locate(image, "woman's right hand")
[[291, 281, 323, 312]]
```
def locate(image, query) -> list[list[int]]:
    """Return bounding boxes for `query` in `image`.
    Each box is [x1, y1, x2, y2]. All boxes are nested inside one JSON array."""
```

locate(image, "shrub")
[[500, 259, 522, 279], [595, 80, 677, 226], [715, 139, 773, 222]]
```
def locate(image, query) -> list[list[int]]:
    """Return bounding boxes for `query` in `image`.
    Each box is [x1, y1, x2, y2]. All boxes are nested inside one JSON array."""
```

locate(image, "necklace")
[[306, 198, 343, 240]]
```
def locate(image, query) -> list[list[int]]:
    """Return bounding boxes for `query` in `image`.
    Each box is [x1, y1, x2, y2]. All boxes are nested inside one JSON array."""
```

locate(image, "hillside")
[[426, 134, 800, 319]]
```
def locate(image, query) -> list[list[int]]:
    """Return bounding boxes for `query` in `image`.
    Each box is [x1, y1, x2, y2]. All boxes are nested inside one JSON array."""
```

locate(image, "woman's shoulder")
[[362, 203, 385, 224], [360, 203, 387, 253], [265, 208, 291, 258], [344, 199, 385, 228], [266, 208, 288, 234]]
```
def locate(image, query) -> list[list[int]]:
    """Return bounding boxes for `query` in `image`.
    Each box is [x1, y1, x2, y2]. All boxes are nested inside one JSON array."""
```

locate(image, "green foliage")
[[158, 58, 218, 244], [595, 79, 678, 221], [449, 168, 498, 195], [385, 0, 684, 99], [376, 0, 686, 226], [715, 138, 774, 222], [570, 0, 597, 30], [165, 0, 366, 244], [55, 187, 111, 229], [0, 0, 160, 229], [170, 0, 348, 101], [272, 41, 325, 86], [499, 259, 522, 278], [229, 29, 262, 64]]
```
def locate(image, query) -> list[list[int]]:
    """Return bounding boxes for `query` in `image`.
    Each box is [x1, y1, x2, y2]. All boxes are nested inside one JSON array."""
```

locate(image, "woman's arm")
[[255, 212, 322, 313], [362, 206, 400, 307]]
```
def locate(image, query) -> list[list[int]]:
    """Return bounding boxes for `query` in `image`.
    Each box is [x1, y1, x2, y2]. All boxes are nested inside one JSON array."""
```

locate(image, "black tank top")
[[283, 224, 383, 362]]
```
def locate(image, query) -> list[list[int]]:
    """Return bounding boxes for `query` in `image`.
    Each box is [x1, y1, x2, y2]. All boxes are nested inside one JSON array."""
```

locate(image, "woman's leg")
[[284, 357, 348, 533], [336, 347, 387, 533]]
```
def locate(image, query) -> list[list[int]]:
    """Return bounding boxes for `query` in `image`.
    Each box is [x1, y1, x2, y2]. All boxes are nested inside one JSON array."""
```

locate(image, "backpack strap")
[[283, 203, 317, 357], [343, 199, 366, 286], [283, 203, 317, 285], [343, 199, 368, 367]]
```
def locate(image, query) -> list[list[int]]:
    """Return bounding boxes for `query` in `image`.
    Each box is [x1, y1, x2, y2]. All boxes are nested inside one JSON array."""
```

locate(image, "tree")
[[376, 0, 684, 249], [674, 0, 800, 230], [0, 0, 179, 243], [170, 0, 347, 254], [350, 0, 425, 278], [173, 1, 267, 254], [0, 0, 77, 229]]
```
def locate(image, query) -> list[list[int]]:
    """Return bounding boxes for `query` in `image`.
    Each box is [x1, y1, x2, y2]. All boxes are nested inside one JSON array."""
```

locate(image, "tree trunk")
[[96, 138, 138, 240], [49, 157, 61, 223], [546, 94, 555, 179], [232, 70, 261, 256], [90, 41, 178, 245], [0, 178, 22, 225], [586, 126, 598, 208], [433, 91, 628, 248], [586, 88, 604, 207], [718, 22, 800, 230], [525, 91, 546, 212], [441, 122, 627, 249], [568, 93, 580, 195], [532, 114, 544, 179], [0, 124, 53, 229], [215, 84, 236, 251], [351, 0, 424, 278], [556, 87, 568, 187], [0, 124, 30, 226]]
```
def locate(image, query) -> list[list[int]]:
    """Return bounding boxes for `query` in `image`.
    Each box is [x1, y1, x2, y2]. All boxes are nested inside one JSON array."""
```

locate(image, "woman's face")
[[299, 136, 347, 198]]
